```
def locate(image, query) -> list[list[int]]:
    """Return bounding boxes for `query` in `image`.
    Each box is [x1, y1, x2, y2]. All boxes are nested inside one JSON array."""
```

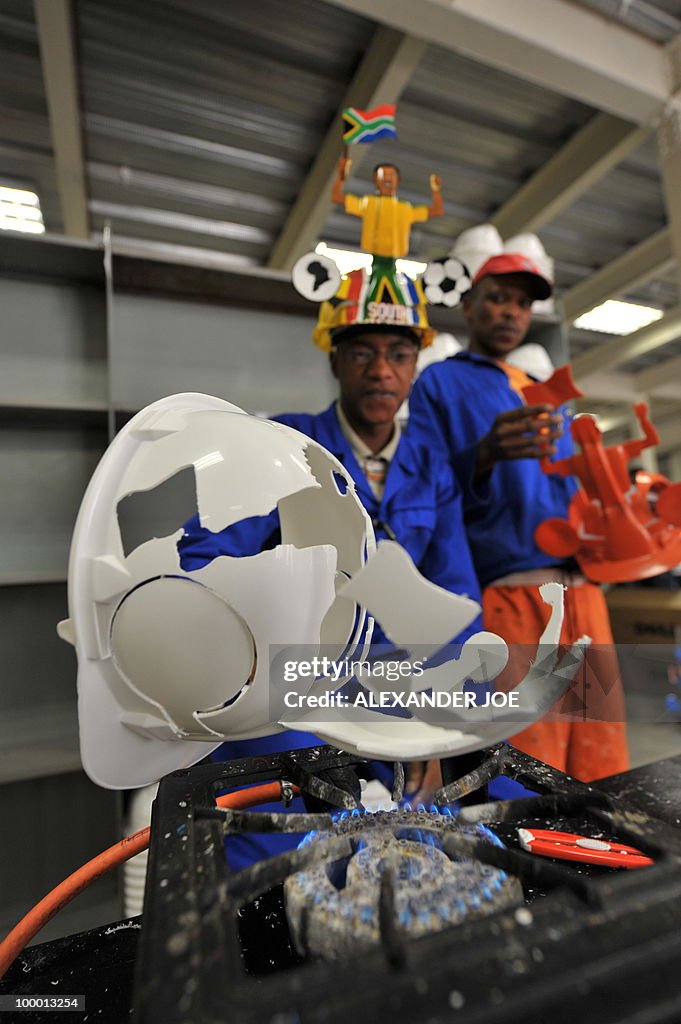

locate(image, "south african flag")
[[342, 104, 397, 144]]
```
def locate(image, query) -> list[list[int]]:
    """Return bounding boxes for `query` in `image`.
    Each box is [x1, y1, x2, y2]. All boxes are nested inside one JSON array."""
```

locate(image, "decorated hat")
[[295, 258, 435, 352]]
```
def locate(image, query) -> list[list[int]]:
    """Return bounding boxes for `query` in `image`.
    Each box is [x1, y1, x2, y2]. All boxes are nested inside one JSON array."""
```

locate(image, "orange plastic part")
[[521, 364, 584, 408], [535, 402, 681, 582]]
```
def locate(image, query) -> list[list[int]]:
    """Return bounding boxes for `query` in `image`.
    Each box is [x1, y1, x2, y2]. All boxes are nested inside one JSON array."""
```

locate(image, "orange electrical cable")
[[0, 780, 299, 978]]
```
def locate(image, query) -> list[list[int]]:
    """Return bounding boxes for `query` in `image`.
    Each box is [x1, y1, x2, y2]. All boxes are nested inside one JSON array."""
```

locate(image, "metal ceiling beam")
[[562, 227, 673, 322], [653, 417, 681, 453], [635, 351, 681, 397], [322, 0, 672, 124], [268, 27, 425, 271], [657, 111, 681, 294], [572, 370, 638, 403], [34, 0, 89, 239], [491, 114, 648, 240], [572, 304, 681, 380]]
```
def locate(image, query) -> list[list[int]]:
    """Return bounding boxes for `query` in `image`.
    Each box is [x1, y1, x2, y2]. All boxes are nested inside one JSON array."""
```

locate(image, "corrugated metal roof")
[[0, 0, 668, 291], [540, 131, 671, 307], [321, 42, 594, 263], [0, 0, 61, 230], [0, 0, 680, 413], [573, 0, 681, 42], [76, 0, 375, 262]]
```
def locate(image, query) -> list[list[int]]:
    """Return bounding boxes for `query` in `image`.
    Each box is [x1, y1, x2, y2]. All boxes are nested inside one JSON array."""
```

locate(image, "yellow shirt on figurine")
[[344, 194, 429, 258]]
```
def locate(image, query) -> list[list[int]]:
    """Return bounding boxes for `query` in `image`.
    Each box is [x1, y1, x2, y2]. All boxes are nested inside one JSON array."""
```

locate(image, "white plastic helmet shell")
[[503, 234, 555, 315], [506, 343, 555, 382], [59, 394, 374, 789], [503, 233, 551, 274], [59, 395, 585, 791], [449, 223, 503, 277]]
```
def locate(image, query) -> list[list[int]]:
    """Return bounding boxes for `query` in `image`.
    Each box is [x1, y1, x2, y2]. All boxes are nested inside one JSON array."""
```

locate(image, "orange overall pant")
[[483, 581, 628, 781]]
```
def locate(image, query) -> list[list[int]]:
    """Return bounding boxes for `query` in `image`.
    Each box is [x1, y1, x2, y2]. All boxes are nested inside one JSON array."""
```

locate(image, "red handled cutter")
[[518, 828, 653, 869]]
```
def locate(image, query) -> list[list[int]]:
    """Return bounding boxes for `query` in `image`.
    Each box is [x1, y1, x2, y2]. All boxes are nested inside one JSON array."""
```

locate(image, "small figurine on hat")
[[332, 102, 443, 252], [292, 105, 443, 347], [331, 157, 443, 260], [534, 402, 681, 583], [328, 155, 449, 327]]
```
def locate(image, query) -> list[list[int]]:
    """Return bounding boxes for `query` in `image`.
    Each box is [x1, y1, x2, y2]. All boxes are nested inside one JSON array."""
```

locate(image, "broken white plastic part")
[[60, 394, 373, 789], [281, 708, 492, 760], [60, 394, 586, 788], [338, 541, 481, 660], [283, 580, 588, 759]]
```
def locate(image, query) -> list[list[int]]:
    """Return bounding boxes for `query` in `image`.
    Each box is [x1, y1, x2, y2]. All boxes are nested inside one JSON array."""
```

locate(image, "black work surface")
[[3, 754, 681, 1023]]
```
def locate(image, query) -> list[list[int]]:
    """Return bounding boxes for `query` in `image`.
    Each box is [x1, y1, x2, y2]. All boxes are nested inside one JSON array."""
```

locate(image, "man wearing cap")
[[407, 253, 628, 782]]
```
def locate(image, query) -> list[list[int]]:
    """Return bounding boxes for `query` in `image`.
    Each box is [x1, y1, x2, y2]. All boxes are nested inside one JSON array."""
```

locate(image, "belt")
[[486, 567, 587, 588]]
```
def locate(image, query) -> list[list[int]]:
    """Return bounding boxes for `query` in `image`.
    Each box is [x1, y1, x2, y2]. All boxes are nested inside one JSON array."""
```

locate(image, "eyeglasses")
[[333, 345, 418, 367]]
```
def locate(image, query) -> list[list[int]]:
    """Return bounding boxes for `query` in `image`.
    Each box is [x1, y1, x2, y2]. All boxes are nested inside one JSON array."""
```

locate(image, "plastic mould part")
[[59, 394, 585, 787], [535, 402, 681, 582], [520, 364, 583, 408], [59, 394, 373, 789]]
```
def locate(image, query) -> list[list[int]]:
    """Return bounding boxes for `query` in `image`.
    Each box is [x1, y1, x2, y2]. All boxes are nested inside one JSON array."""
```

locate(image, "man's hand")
[[475, 404, 563, 481], [405, 759, 443, 804], [429, 173, 442, 192]]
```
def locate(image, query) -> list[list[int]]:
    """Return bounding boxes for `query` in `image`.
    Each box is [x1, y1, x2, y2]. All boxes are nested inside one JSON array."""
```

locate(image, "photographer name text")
[[283, 690, 519, 709]]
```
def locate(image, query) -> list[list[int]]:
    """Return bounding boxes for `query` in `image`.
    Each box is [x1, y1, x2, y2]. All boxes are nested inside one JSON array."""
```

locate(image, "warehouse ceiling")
[[1, 0, 681, 456]]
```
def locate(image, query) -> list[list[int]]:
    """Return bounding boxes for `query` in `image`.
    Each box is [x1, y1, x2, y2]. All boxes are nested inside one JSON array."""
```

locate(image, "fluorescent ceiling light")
[[573, 299, 663, 335], [0, 184, 45, 234], [315, 242, 426, 280]]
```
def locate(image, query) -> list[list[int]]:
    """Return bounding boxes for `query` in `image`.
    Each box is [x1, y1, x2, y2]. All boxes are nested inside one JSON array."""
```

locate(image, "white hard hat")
[[506, 342, 555, 381], [59, 394, 374, 788]]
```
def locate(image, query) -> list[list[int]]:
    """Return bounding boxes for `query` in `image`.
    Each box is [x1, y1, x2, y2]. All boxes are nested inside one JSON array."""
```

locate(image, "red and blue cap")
[[472, 253, 553, 300]]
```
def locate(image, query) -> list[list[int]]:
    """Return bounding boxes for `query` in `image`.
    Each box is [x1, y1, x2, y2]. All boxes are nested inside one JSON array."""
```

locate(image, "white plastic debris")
[[58, 394, 586, 789]]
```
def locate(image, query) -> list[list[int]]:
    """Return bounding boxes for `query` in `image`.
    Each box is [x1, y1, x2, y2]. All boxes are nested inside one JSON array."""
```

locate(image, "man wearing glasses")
[[178, 317, 483, 862], [275, 323, 482, 639], [181, 320, 482, 645]]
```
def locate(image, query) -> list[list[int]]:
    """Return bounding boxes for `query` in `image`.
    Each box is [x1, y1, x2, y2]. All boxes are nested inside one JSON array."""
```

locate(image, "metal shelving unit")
[[0, 228, 338, 943]]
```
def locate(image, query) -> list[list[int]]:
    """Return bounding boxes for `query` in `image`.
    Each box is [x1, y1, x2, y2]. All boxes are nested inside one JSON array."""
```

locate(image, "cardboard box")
[[606, 587, 681, 645]]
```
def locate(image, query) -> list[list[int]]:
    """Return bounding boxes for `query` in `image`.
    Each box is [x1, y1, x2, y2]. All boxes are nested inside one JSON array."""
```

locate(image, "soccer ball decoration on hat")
[[423, 256, 471, 308]]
